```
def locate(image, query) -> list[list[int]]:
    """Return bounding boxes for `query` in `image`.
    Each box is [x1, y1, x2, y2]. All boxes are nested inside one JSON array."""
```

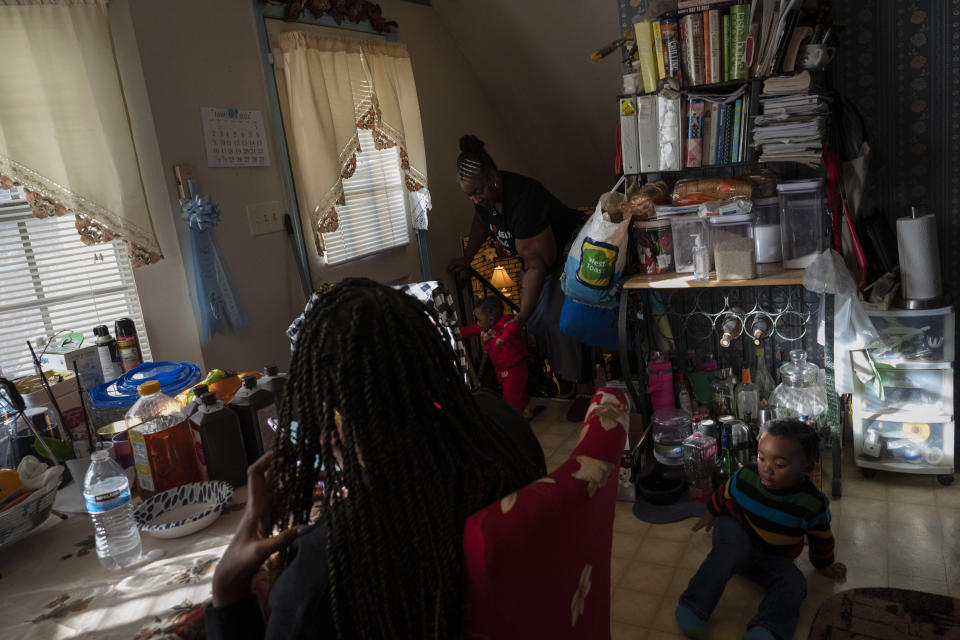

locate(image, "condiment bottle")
[[190, 392, 247, 487], [126, 381, 205, 494], [229, 375, 278, 464], [258, 365, 287, 402]]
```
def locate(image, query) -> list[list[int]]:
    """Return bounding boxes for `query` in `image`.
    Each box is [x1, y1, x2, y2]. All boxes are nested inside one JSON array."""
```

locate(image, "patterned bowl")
[[134, 481, 234, 539]]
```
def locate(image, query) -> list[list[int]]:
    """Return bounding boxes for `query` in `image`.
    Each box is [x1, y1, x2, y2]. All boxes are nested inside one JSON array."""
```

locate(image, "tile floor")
[[530, 399, 960, 640]]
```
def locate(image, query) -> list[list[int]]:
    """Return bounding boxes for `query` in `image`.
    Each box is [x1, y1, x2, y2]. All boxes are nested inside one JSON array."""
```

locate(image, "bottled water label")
[[85, 486, 131, 513]]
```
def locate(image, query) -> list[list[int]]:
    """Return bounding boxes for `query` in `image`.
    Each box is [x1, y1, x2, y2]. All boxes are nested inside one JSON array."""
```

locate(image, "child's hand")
[[816, 562, 847, 581], [691, 512, 715, 533], [495, 338, 504, 347]]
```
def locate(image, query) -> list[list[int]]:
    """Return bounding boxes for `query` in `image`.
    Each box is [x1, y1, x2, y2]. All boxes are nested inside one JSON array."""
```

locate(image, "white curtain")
[[0, 0, 162, 266], [275, 30, 431, 254]]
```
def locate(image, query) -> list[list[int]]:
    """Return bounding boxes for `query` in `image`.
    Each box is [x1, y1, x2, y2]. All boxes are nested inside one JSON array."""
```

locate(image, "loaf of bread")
[[671, 178, 753, 205]]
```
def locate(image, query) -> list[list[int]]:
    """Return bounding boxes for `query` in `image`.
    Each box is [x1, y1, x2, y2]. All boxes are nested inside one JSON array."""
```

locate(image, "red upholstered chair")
[[463, 387, 630, 639]]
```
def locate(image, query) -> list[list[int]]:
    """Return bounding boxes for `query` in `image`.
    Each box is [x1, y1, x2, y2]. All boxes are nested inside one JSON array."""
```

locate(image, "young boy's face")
[[757, 433, 814, 491], [474, 309, 495, 330]]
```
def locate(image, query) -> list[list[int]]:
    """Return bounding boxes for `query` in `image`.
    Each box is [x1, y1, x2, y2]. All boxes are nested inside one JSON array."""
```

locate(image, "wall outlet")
[[246, 201, 285, 236]]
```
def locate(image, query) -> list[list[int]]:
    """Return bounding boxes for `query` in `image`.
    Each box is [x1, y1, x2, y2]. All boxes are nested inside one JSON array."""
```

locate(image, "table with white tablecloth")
[[0, 486, 247, 640]]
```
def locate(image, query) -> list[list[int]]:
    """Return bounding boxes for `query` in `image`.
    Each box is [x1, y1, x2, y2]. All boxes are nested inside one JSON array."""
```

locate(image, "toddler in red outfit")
[[461, 297, 534, 418]]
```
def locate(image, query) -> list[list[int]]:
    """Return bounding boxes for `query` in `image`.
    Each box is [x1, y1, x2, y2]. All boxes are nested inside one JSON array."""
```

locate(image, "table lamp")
[[489, 265, 515, 297]]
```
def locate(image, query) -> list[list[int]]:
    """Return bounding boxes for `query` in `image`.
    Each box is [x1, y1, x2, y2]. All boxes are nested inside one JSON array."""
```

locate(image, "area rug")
[[809, 588, 960, 639]]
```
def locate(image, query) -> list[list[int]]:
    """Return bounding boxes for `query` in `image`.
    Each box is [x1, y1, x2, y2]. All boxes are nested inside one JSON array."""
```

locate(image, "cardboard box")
[[39, 345, 103, 390]]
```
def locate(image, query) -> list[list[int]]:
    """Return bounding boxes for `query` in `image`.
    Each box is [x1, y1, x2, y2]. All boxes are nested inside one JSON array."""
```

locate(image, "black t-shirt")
[[204, 392, 545, 640], [474, 171, 584, 268]]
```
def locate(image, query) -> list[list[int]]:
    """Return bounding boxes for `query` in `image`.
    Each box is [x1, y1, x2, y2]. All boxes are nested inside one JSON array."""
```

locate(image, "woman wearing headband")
[[448, 134, 585, 398]]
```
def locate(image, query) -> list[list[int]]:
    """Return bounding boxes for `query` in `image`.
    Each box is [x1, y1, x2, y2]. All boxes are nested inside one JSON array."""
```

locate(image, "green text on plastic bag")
[[576, 239, 618, 289]]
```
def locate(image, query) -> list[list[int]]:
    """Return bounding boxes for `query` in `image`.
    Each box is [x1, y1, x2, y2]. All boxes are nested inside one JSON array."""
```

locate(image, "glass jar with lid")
[[652, 408, 693, 466], [767, 350, 828, 437]]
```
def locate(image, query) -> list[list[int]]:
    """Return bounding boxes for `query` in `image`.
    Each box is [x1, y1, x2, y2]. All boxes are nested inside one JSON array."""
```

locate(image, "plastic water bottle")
[[84, 449, 142, 569]]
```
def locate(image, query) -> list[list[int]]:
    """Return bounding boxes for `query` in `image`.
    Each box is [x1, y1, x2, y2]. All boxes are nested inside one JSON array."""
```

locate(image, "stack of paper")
[[752, 94, 830, 165], [762, 71, 813, 95]]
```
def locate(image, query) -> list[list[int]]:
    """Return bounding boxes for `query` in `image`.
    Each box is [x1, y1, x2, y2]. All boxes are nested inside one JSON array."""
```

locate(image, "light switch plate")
[[246, 201, 285, 236]]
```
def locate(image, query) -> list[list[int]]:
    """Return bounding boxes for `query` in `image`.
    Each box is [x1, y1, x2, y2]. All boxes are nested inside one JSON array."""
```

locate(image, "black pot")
[[638, 472, 685, 506]]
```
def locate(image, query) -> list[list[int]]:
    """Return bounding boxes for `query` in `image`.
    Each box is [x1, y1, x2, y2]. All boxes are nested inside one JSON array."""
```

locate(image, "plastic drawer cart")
[[851, 306, 955, 486]]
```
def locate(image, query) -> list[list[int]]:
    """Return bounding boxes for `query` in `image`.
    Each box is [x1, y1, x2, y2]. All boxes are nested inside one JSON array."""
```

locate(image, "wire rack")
[[626, 285, 823, 373]]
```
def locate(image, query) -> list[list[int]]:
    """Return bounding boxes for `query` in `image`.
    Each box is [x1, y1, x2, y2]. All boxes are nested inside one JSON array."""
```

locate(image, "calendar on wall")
[[201, 107, 271, 168]]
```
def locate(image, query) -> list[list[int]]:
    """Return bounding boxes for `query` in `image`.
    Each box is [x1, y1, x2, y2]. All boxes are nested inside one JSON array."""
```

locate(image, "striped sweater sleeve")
[[707, 474, 735, 517], [805, 504, 836, 569]]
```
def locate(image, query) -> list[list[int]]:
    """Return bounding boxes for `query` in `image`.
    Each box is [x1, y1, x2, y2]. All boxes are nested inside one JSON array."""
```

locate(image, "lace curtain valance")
[[275, 30, 431, 254], [0, 0, 162, 265]]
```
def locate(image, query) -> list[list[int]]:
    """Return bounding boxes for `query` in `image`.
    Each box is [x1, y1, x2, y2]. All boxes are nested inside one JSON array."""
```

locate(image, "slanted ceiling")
[[429, 0, 623, 208]]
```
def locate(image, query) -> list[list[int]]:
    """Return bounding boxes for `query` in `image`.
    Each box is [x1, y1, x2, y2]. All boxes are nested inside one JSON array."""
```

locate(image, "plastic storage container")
[[671, 215, 713, 272], [651, 408, 693, 465], [752, 197, 782, 263], [865, 306, 955, 363], [682, 433, 717, 502], [710, 213, 756, 280], [777, 179, 828, 269], [854, 415, 954, 471], [854, 366, 953, 416], [654, 204, 700, 219], [631, 218, 674, 274]]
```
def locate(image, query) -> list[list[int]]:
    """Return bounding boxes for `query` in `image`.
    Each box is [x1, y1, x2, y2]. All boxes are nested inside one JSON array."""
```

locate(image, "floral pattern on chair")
[[462, 387, 629, 639]]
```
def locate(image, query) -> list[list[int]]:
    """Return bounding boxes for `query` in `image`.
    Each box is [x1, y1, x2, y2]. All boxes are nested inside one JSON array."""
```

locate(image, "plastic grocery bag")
[[803, 249, 879, 394], [561, 182, 631, 308]]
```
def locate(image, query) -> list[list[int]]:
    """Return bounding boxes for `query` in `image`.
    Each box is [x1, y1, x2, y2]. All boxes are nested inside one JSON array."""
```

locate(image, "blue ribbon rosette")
[[179, 180, 248, 341]]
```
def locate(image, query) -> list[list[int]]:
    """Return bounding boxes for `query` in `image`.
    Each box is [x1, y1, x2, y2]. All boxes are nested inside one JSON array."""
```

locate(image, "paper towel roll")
[[897, 213, 942, 300]]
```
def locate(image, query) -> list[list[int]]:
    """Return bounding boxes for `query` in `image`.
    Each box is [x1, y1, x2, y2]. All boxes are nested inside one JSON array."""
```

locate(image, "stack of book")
[[633, 0, 807, 93], [684, 87, 752, 168], [751, 91, 829, 165]]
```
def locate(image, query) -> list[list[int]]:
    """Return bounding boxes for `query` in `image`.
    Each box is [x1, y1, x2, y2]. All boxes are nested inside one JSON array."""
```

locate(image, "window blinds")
[[321, 128, 410, 266], [0, 189, 151, 379]]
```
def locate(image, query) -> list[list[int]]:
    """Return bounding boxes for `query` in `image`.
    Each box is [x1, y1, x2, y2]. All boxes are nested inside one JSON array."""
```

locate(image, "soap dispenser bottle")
[[692, 234, 710, 281]]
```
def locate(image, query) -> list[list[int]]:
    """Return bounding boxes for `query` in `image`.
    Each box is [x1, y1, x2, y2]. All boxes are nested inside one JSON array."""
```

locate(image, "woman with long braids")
[[448, 134, 587, 402], [205, 278, 545, 639]]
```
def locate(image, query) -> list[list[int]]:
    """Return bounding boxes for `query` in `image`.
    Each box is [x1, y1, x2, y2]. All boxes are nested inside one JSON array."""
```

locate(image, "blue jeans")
[[525, 271, 582, 382], [680, 515, 807, 640]]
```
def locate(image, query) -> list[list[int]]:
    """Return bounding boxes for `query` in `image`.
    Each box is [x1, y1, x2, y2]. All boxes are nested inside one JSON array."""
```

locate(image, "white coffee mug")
[[799, 44, 835, 70]]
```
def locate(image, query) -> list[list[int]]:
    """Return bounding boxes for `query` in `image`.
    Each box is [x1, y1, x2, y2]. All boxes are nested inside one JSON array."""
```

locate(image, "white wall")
[[114, 0, 532, 369], [375, 0, 531, 281], [109, 0, 205, 371], [121, 0, 306, 372], [430, 0, 623, 208]]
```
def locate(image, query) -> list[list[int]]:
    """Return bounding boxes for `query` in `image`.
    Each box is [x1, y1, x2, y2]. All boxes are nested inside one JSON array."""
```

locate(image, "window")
[[321, 127, 410, 266], [0, 188, 151, 379]]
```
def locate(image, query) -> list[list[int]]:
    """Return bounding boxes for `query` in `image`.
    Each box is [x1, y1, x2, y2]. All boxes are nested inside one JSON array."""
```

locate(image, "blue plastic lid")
[[90, 361, 202, 409]]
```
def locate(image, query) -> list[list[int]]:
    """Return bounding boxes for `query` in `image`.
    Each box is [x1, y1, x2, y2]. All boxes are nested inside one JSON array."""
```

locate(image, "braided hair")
[[271, 278, 541, 639], [457, 134, 497, 181], [762, 419, 821, 464]]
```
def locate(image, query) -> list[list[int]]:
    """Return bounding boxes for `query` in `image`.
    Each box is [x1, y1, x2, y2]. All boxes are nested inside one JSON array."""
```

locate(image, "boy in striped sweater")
[[675, 420, 847, 640]]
